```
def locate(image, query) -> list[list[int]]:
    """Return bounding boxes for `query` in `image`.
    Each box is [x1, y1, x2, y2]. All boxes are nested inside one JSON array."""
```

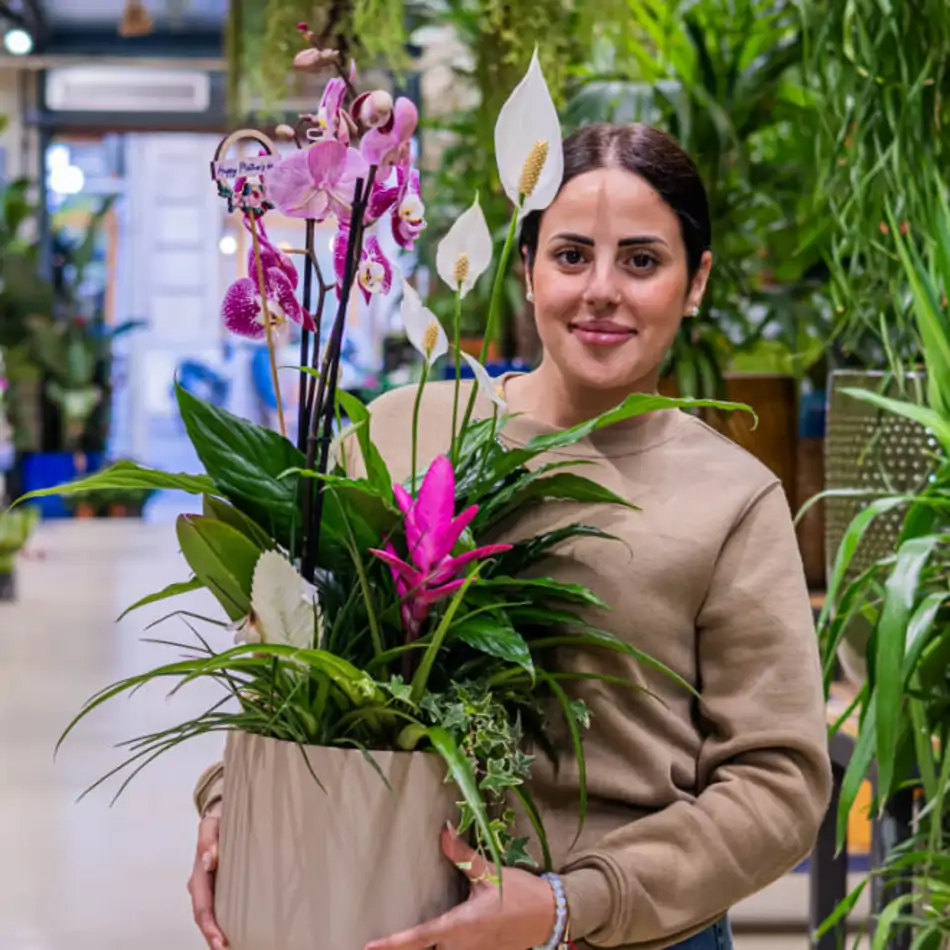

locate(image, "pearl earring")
[[687, 305, 700, 317], [526, 289, 535, 303]]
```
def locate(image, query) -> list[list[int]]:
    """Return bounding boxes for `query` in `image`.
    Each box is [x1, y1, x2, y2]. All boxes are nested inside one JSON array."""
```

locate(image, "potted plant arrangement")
[[10, 29, 749, 950], [805, 181, 950, 949]]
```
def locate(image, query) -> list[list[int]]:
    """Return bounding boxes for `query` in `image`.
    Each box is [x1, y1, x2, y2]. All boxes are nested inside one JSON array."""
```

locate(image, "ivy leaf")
[[479, 757, 518, 795]]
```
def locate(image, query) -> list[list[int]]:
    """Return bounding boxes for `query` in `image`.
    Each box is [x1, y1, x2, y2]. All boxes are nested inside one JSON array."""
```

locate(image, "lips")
[[569, 320, 637, 347]]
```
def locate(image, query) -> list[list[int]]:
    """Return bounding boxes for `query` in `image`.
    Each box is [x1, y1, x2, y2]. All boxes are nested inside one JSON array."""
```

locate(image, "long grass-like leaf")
[[425, 725, 503, 879], [541, 672, 587, 847]]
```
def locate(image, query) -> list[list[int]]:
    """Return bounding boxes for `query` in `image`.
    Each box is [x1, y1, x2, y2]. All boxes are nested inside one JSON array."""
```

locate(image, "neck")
[[509, 358, 660, 429]]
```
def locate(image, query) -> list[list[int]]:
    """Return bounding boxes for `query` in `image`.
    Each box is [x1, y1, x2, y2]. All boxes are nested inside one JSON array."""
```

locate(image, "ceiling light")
[[3, 28, 34, 56], [219, 235, 238, 256]]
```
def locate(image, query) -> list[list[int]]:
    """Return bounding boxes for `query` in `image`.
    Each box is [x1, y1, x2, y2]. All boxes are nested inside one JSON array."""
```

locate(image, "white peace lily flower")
[[461, 352, 507, 412], [493, 47, 564, 212], [435, 195, 493, 298], [401, 277, 449, 366], [234, 551, 320, 651]]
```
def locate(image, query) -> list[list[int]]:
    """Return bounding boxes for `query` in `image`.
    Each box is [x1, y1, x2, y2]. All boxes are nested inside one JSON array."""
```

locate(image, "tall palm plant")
[[811, 178, 950, 949]]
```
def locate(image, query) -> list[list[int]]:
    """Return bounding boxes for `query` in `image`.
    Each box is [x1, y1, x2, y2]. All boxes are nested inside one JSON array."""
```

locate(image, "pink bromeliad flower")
[[370, 456, 511, 639], [265, 139, 368, 222]]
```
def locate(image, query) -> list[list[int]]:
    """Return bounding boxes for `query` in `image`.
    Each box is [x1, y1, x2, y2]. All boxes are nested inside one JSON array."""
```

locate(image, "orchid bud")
[[353, 90, 394, 130], [294, 47, 340, 73], [275, 124, 296, 141]]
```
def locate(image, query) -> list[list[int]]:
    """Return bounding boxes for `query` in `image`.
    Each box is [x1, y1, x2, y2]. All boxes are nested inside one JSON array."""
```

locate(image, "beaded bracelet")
[[534, 872, 571, 950]]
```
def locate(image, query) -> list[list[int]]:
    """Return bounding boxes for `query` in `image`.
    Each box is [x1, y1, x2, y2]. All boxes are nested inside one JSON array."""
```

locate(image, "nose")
[[582, 255, 621, 312]]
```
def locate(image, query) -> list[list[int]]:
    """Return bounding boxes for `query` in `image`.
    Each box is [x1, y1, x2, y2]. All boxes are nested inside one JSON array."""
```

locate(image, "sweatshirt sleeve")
[[560, 481, 833, 948]]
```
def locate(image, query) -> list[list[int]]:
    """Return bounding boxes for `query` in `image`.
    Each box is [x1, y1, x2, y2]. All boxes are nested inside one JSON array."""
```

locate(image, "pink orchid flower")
[[308, 77, 349, 144], [370, 455, 511, 639], [360, 97, 418, 177], [265, 139, 368, 222], [391, 164, 425, 249], [222, 230, 314, 341], [333, 229, 393, 303]]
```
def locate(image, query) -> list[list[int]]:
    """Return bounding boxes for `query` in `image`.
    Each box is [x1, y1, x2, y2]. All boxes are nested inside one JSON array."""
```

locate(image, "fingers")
[[198, 815, 220, 873], [441, 824, 492, 887], [189, 818, 228, 950], [363, 903, 468, 950]]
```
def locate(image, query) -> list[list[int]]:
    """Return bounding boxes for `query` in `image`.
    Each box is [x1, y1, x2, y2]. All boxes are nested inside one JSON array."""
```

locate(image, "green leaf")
[[336, 389, 393, 502], [488, 525, 621, 577], [8, 460, 216, 509], [202, 496, 275, 550], [425, 725, 503, 878], [117, 578, 203, 622], [813, 878, 869, 939], [480, 576, 610, 609], [820, 496, 911, 633], [478, 472, 639, 530], [541, 672, 587, 847], [839, 387, 950, 455], [901, 592, 945, 682], [875, 534, 941, 801], [175, 384, 304, 545], [452, 615, 534, 676], [511, 785, 552, 872], [837, 694, 877, 849], [870, 893, 917, 950], [175, 515, 262, 622], [506, 393, 756, 468]]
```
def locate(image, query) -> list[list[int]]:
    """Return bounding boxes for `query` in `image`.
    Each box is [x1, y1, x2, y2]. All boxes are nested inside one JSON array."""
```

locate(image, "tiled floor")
[[1, 520, 855, 950]]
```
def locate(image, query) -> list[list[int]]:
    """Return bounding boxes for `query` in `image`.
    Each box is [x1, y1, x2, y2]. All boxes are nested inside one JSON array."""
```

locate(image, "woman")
[[189, 123, 832, 950]]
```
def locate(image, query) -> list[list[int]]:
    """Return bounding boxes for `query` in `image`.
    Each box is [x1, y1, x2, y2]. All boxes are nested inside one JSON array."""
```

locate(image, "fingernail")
[[202, 852, 213, 871]]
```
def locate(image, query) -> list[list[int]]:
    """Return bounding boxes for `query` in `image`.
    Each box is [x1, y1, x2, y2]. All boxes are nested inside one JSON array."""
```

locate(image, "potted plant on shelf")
[[8, 32, 749, 950], [805, 182, 950, 950]]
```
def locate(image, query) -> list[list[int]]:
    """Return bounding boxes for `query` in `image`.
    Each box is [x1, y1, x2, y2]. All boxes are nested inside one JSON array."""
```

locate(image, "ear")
[[684, 250, 713, 315]]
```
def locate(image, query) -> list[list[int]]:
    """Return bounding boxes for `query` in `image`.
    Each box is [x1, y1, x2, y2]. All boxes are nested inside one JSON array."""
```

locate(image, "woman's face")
[[528, 167, 711, 396]]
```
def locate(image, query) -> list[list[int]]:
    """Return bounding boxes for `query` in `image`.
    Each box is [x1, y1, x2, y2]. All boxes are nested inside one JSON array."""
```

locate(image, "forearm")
[[561, 746, 830, 947]]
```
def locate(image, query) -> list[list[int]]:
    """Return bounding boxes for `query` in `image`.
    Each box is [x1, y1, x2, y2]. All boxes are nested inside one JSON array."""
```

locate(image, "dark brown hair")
[[520, 123, 711, 281]]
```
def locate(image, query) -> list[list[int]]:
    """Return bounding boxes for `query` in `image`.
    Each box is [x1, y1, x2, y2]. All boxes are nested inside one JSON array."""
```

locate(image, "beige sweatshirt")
[[195, 379, 832, 950]]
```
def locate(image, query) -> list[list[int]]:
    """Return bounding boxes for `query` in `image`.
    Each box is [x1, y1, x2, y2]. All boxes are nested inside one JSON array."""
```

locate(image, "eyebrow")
[[549, 232, 669, 248]]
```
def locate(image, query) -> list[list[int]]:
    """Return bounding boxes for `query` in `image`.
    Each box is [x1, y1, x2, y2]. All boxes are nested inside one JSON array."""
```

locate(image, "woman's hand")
[[187, 803, 229, 950], [364, 823, 557, 950]]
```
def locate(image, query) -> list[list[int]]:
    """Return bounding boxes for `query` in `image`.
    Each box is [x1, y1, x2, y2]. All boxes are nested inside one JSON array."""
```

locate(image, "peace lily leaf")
[[117, 578, 203, 623], [8, 460, 216, 509], [452, 615, 534, 676], [335, 389, 393, 501], [202, 495, 274, 550], [494, 47, 564, 212], [176, 384, 304, 545], [176, 515, 262, 622], [436, 195, 493, 297], [400, 277, 448, 366]]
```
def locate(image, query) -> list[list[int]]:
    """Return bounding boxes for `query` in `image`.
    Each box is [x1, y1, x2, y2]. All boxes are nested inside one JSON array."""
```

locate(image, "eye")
[[625, 251, 659, 272], [554, 247, 586, 267]]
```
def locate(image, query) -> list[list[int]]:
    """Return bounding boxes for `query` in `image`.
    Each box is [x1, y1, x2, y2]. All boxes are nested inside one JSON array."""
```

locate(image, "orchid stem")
[[450, 285, 463, 465], [411, 359, 430, 494], [249, 215, 286, 439], [458, 206, 520, 437], [297, 219, 316, 454]]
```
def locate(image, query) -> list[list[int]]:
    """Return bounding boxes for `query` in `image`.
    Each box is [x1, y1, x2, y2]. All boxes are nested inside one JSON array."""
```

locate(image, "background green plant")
[[799, 0, 950, 374], [810, 181, 950, 949]]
